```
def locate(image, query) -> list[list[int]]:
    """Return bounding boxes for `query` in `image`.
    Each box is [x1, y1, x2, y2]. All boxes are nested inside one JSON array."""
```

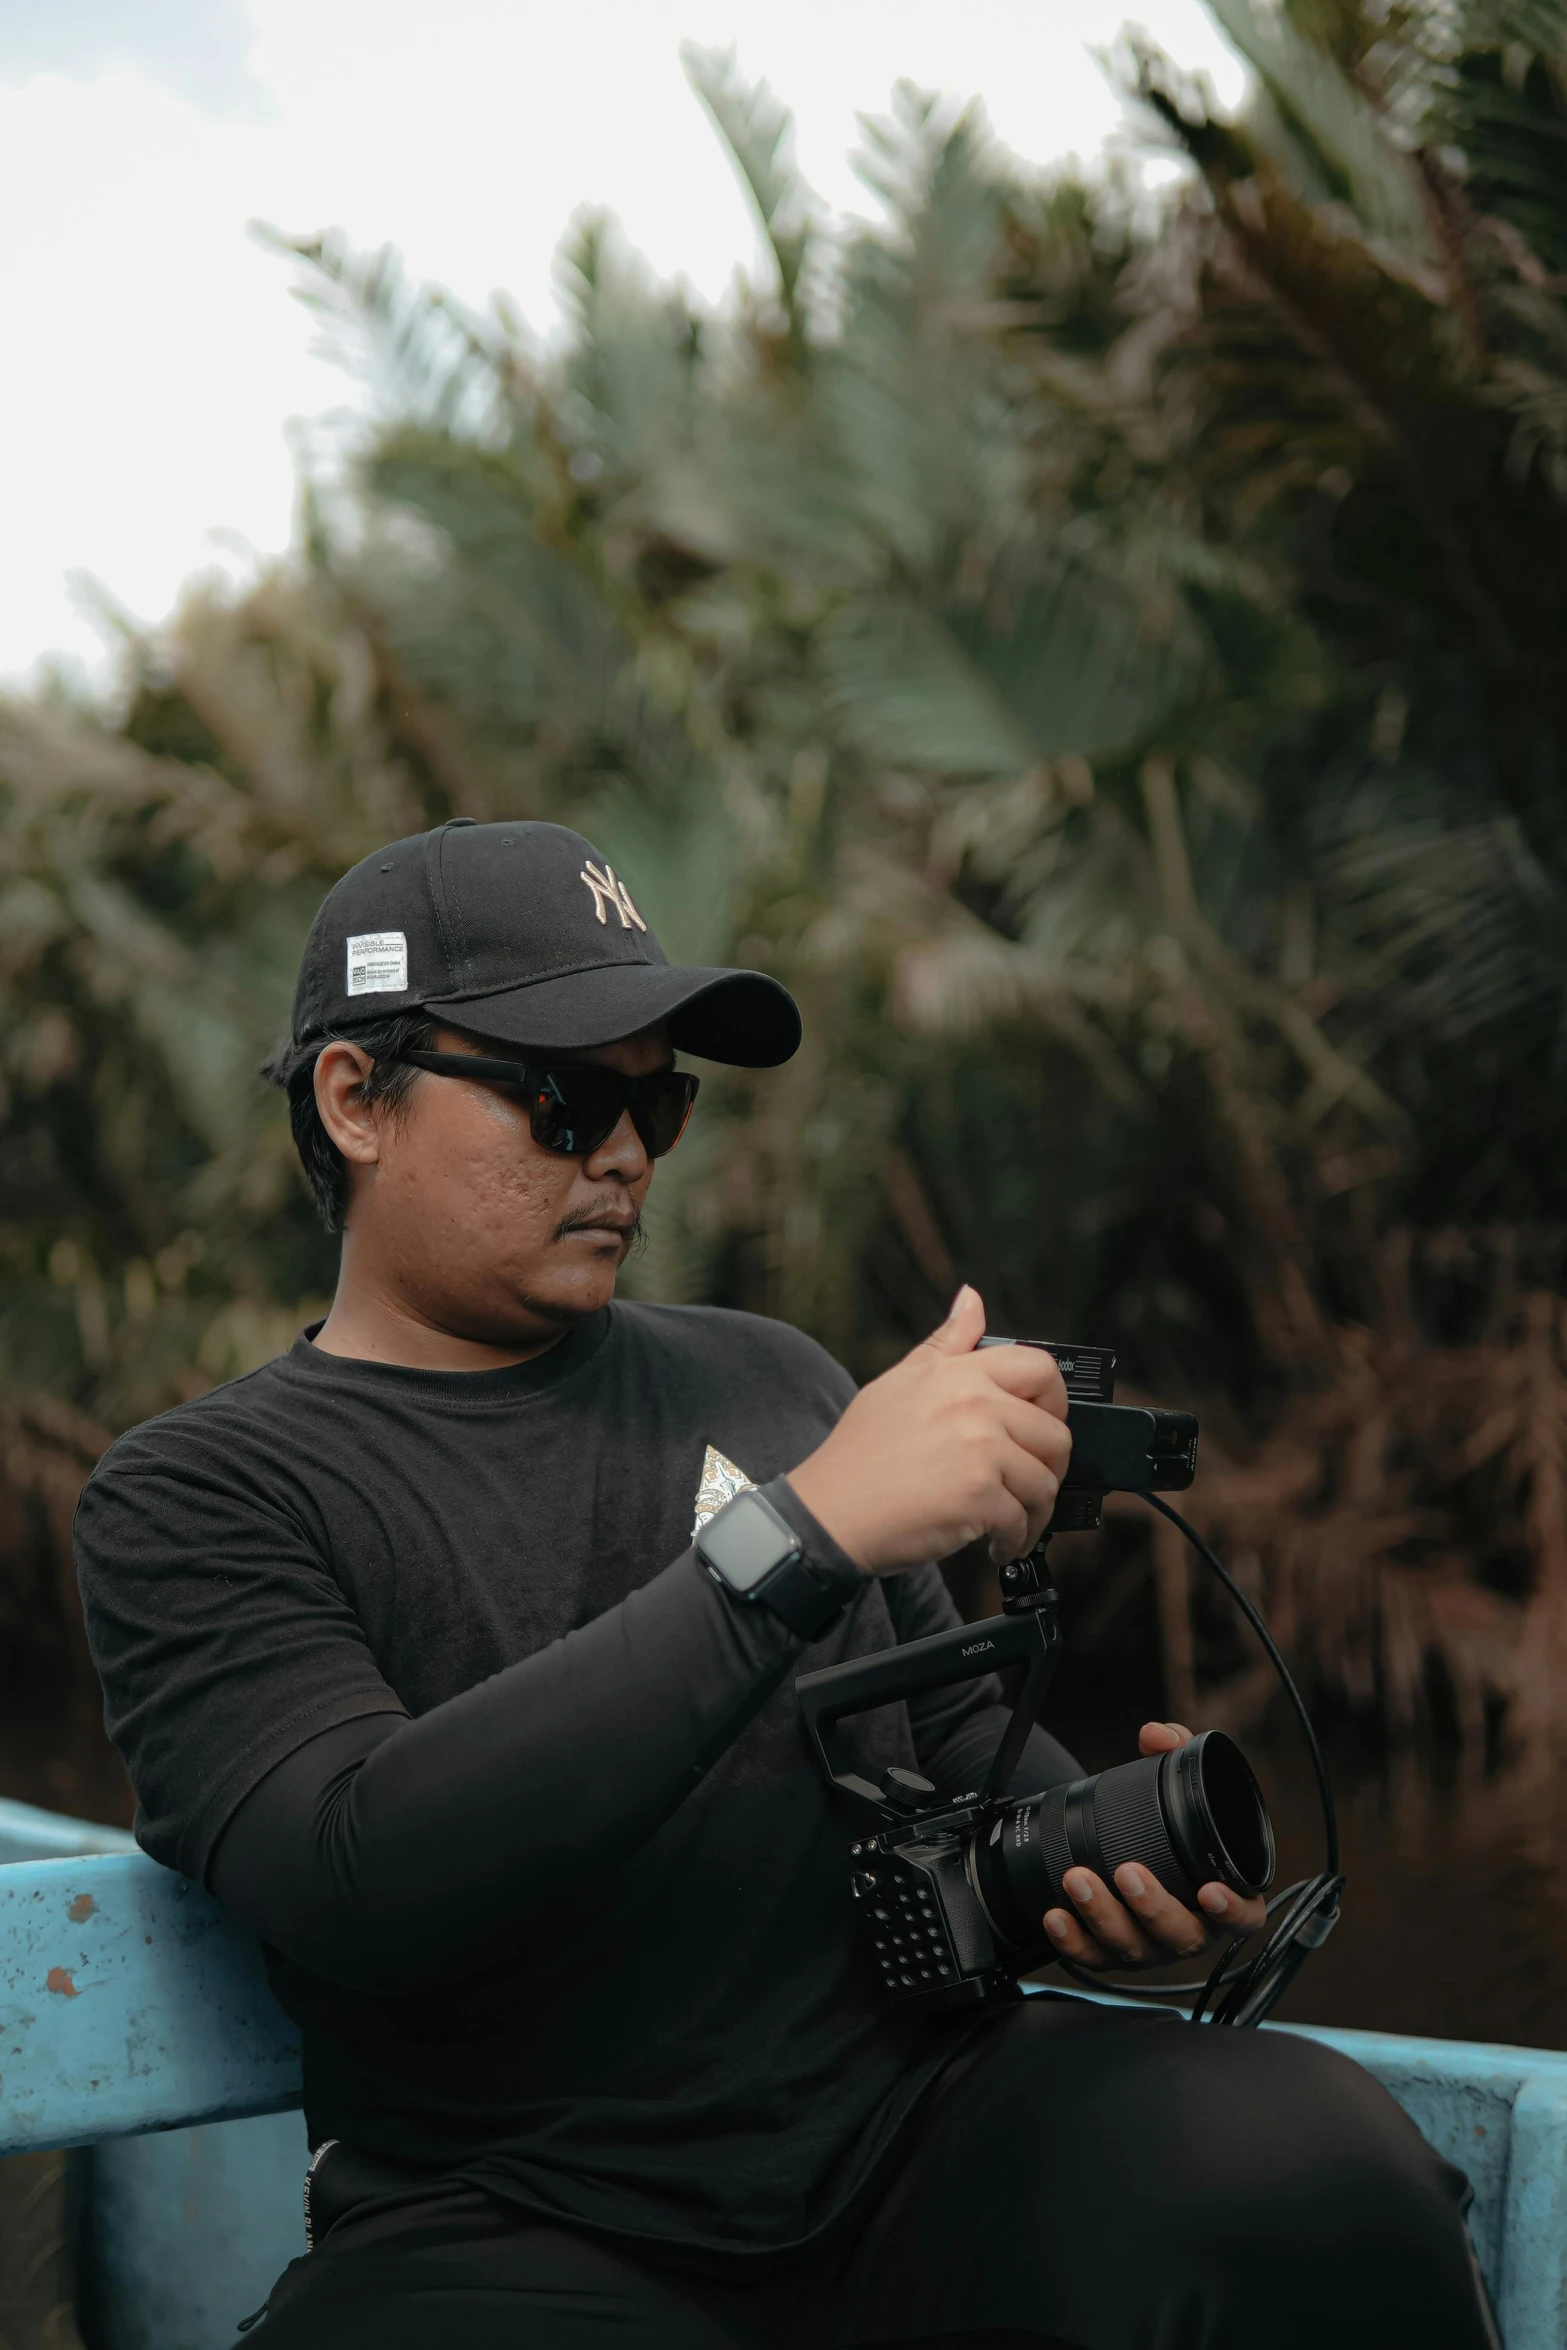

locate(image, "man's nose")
[[582, 1110, 649, 1180]]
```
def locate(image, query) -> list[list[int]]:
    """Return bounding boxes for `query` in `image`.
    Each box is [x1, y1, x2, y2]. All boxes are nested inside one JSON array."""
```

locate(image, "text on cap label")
[[346, 932, 409, 996]]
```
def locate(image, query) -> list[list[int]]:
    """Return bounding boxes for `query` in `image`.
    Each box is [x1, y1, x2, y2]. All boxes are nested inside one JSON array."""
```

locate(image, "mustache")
[[554, 1199, 647, 1254]]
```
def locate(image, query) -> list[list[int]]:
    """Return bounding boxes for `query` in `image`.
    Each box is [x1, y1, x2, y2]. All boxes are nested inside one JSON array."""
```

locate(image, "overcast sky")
[[0, 0, 1248, 686]]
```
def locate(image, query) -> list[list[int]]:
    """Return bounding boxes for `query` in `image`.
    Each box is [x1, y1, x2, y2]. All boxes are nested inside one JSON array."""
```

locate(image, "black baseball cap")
[[287, 819, 801, 1068]]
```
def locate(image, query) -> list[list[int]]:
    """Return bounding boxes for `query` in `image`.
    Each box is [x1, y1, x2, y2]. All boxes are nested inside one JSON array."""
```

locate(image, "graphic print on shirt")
[[691, 1443, 757, 1536]]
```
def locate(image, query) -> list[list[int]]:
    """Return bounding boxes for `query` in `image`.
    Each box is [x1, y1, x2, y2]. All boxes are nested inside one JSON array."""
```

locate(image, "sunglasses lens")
[[633, 1073, 698, 1159], [530, 1067, 624, 1157], [527, 1066, 698, 1158]]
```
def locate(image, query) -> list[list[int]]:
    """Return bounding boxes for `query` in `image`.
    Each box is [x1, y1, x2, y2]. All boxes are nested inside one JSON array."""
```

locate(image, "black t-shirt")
[[74, 1302, 1077, 2257]]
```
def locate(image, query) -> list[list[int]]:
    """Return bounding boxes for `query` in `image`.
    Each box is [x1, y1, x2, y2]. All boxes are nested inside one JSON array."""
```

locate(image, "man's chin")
[[505, 1262, 624, 1331], [425, 1252, 626, 1353]]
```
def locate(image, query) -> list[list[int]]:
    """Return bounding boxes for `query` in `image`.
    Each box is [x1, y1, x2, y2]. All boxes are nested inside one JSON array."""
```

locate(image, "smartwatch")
[[696, 1488, 848, 1641]]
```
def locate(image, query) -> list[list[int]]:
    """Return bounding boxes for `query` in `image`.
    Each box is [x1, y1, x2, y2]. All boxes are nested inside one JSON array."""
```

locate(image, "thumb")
[[921, 1284, 985, 1357]]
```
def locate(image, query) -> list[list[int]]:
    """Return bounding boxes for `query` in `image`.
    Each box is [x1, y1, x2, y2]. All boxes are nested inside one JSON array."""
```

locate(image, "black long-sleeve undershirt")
[[78, 1304, 1096, 2245], [210, 1508, 1080, 1998]]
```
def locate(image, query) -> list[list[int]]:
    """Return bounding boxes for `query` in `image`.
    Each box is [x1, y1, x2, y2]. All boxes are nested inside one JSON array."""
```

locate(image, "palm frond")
[[555, 211, 705, 485], [1209, 0, 1436, 255], [256, 225, 508, 439], [681, 46, 816, 340]]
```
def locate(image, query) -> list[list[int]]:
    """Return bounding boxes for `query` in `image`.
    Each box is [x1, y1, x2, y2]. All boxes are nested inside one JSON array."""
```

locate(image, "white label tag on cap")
[[345, 932, 408, 996]]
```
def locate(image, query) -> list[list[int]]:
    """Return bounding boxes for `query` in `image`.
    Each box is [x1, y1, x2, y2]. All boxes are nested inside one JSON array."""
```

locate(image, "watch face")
[[702, 1492, 796, 1592]]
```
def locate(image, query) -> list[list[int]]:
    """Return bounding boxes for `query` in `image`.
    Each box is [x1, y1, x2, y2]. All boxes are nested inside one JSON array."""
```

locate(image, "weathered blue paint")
[[0, 1801, 306, 2349], [75, 2111, 308, 2350], [0, 1794, 136, 1864], [0, 1852, 301, 2153]]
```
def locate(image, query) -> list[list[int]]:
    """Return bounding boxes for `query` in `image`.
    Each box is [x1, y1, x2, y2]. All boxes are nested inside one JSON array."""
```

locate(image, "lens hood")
[[1163, 1730, 1275, 1901]]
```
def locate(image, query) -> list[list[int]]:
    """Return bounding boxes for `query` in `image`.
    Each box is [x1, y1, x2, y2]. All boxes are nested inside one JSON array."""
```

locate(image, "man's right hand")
[[785, 1286, 1072, 1575]]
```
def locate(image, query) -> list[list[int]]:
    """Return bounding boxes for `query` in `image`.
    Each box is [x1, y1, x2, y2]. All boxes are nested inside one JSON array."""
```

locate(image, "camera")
[[796, 1338, 1277, 2014]]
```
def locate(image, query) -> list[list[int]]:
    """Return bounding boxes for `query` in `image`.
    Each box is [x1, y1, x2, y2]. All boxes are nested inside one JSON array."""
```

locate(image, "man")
[[75, 819, 1493, 2349]]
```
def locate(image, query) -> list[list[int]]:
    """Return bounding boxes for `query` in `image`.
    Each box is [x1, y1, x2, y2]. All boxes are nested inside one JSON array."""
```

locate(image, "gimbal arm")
[[796, 1567, 1062, 1816]]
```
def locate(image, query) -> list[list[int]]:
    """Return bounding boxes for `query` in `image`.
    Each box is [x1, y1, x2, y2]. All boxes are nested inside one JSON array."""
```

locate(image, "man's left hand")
[[1041, 1721, 1270, 1969]]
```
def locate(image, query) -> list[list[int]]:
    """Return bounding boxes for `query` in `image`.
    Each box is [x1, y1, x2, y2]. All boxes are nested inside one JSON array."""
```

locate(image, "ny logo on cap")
[[580, 860, 647, 933]]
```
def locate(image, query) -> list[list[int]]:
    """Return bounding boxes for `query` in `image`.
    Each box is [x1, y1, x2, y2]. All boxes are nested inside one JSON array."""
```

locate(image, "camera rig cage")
[[796, 1339, 1345, 2030]]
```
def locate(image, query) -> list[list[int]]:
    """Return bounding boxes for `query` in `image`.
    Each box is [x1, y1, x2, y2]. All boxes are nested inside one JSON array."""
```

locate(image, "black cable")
[[1212, 1879, 1345, 2027], [1190, 1927, 1250, 2027], [1143, 1494, 1339, 1877], [1050, 1495, 1344, 2025]]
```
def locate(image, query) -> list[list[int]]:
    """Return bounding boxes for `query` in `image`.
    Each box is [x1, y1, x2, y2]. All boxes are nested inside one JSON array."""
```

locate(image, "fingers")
[[987, 1387, 1073, 1477], [1043, 1864, 1269, 1972], [995, 1439, 1059, 1528], [915, 1293, 1069, 1422], [1043, 1906, 1112, 1967], [951, 1378, 1073, 1564], [919, 1284, 987, 1358], [1136, 1720, 1193, 1755], [1111, 1863, 1209, 1957], [914, 1297, 1070, 1427], [965, 1387, 1073, 1562], [984, 1487, 1033, 1568], [974, 1414, 1071, 1563], [1196, 1883, 1270, 1935], [987, 1448, 1055, 1561], [969, 1339, 1069, 1416], [1044, 1870, 1158, 1968], [895, 1290, 1076, 1567]]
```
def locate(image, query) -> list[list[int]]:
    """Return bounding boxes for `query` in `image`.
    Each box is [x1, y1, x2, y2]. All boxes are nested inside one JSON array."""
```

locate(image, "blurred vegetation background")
[[4, 0, 1567, 1936]]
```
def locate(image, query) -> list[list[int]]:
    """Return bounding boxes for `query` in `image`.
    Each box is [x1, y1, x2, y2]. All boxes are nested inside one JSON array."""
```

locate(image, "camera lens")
[[969, 1730, 1275, 1960], [1168, 1730, 1272, 1893]]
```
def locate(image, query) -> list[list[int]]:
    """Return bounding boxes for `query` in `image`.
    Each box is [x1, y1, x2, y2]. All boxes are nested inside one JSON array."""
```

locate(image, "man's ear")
[[314, 1042, 384, 1169]]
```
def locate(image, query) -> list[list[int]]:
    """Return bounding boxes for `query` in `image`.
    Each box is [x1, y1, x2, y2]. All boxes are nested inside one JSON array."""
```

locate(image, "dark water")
[[1054, 1705, 1567, 2050], [1260, 1737, 1567, 2049]]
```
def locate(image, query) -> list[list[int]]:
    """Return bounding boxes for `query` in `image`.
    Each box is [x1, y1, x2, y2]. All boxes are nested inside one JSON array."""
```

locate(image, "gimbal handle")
[[796, 1586, 1062, 1815]]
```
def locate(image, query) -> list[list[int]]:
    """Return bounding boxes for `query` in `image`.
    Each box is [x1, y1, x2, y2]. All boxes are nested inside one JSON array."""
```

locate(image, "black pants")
[[247, 1999, 1498, 2349]]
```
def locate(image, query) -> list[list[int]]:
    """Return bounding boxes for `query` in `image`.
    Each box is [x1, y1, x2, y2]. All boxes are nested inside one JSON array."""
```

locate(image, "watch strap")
[[749, 1549, 847, 1640], [753, 1476, 866, 1635]]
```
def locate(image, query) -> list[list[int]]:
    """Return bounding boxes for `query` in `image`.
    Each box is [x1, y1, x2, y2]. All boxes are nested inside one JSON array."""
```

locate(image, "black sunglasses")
[[398, 1050, 699, 1160]]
